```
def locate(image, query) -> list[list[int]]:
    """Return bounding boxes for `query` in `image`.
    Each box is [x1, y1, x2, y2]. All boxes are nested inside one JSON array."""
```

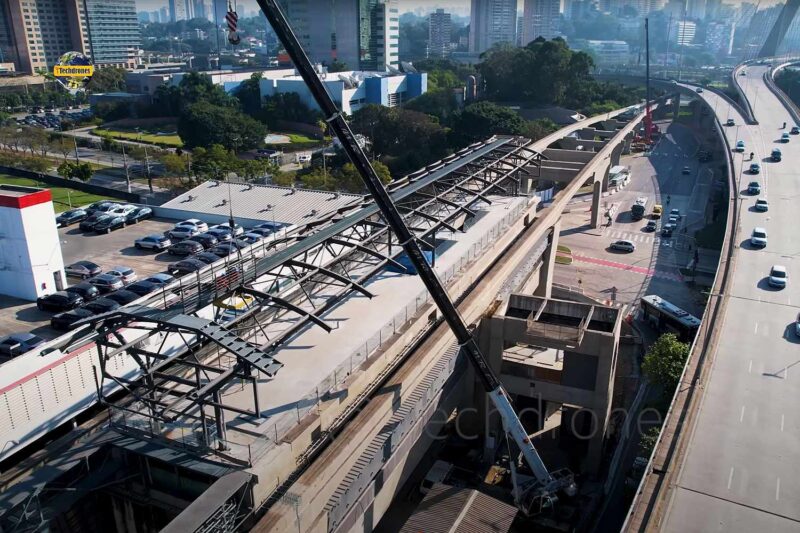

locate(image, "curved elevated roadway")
[[649, 65, 800, 531]]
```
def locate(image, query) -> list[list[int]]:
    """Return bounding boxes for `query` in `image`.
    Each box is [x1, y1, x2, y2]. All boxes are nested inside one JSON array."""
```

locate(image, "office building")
[[687, 0, 705, 20], [469, 0, 517, 54], [705, 22, 729, 54], [83, 0, 140, 68], [522, 0, 561, 43], [170, 0, 189, 22], [583, 40, 631, 65], [671, 20, 696, 46], [194, 0, 215, 22], [428, 9, 452, 58], [277, 0, 399, 70]]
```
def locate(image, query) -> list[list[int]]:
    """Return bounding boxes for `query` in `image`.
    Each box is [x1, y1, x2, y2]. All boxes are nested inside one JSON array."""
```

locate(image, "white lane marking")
[[748, 360, 753, 374], [727, 467, 735, 490], [781, 414, 785, 432], [754, 322, 759, 334], [776, 477, 781, 501], [740, 405, 746, 423]]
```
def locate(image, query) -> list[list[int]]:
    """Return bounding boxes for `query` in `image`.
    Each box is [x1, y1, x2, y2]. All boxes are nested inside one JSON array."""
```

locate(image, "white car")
[[750, 227, 768, 248], [176, 218, 209, 233], [211, 222, 245, 236], [769, 265, 787, 288], [610, 240, 636, 252], [168, 225, 201, 240], [135, 234, 171, 250], [108, 204, 137, 217], [754, 198, 769, 212], [106, 266, 137, 285]]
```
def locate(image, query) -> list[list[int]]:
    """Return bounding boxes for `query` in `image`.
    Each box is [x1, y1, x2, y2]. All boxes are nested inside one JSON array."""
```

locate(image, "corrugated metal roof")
[[399, 484, 517, 533], [160, 181, 363, 226]]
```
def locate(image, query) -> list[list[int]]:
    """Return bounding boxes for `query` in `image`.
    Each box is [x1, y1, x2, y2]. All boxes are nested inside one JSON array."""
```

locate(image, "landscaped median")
[[555, 244, 573, 265], [93, 126, 183, 148]]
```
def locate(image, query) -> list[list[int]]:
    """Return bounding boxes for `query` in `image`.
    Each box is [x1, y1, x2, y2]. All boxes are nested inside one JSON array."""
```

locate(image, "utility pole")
[[645, 18, 652, 144], [73, 137, 80, 164], [143, 145, 153, 193], [122, 144, 131, 193]]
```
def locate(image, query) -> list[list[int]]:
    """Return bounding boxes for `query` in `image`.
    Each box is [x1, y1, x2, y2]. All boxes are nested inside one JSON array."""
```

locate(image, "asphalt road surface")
[[660, 68, 800, 532]]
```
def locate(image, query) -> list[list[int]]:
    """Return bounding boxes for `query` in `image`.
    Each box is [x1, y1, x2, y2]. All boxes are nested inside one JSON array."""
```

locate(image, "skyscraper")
[[170, 0, 189, 22], [277, 0, 399, 70], [469, 0, 517, 54], [522, 0, 561, 44], [428, 9, 452, 58], [83, 0, 140, 68]]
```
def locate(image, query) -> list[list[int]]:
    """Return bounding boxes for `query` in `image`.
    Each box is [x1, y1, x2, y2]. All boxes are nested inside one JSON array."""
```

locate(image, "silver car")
[[106, 266, 137, 285], [610, 240, 636, 252]]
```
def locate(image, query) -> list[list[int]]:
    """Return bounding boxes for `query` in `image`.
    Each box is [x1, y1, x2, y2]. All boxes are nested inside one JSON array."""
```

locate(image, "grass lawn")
[[286, 132, 319, 144], [557, 244, 572, 254], [555, 255, 573, 265], [94, 127, 184, 147], [0, 174, 113, 213]]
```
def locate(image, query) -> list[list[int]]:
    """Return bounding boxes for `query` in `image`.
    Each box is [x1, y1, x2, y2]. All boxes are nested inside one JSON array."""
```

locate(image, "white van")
[[296, 152, 312, 163]]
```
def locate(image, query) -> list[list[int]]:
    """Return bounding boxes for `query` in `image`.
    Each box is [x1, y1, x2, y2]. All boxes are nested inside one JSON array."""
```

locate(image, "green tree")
[[327, 59, 349, 72], [451, 101, 528, 144], [233, 72, 264, 117], [271, 170, 296, 187], [71, 162, 93, 182], [642, 333, 690, 398], [160, 152, 187, 177], [178, 101, 266, 151], [639, 426, 662, 456], [86, 67, 127, 92]]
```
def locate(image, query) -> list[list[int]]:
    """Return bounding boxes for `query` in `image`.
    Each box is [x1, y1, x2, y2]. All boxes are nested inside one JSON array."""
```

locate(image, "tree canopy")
[[178, 101, 266, 151], [642, 333, 690, 399]]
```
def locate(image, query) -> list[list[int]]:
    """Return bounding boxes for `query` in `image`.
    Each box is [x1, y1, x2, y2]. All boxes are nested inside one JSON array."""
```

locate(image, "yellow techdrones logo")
[[53, 65, 94, 77]]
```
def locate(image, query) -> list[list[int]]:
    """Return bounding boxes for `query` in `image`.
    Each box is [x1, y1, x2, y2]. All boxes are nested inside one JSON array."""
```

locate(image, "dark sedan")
[[126, 280, 159, 296], [126, 206, 153, 224], [187, 233, 219, 249], [168, 258, 208, 276], [56, 209, 88, 227], [204, 228, 233, 242], [105, 290, 141, 305], [82, 298, 121, 314], [51, 308, 95, 331], [79, 213, 107, 232], [168, 240, 204, 256], [65, 282, 100, 301], [94, 215, 126, 233], [65, 260, 102, 279], [143, 273, 175, 286], [36, 291, 84, 312], [194, 251, 223, 265]]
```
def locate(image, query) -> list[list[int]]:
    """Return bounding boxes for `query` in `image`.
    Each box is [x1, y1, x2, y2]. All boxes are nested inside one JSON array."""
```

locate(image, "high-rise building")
[[170, 0, 189, 22], [686, 0, 705, 20], [159, 6, 170, 23], [705, 22, 728, 53], [469, 0, 517, 54], [277, 0, 399, 70], [428, 9, 452, 58], [671, 20, 696, 45], [1, 0, 139, 74], [194, 0, 215, 22], [522, 0, 561, 44], [516, 16, 524, 46]]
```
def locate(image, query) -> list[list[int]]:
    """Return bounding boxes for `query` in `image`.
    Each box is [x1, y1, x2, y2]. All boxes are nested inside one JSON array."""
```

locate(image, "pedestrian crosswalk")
[[605, 229, 663, 245]]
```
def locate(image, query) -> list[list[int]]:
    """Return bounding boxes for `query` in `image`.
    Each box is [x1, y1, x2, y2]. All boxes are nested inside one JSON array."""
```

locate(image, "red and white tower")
[[0, 185, 66, 301]]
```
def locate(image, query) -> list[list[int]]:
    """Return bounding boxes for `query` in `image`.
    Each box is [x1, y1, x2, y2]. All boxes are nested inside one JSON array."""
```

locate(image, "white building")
[[0, 185, 65, 301], [469, 0, 518, 53], [522, 0, 561, 43], [671, 20, 697, 46], [584, 40, 631, 65]]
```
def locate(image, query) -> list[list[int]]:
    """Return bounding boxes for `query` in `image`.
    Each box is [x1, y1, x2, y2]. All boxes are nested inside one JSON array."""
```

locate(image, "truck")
[[631, 196, 648, 220]]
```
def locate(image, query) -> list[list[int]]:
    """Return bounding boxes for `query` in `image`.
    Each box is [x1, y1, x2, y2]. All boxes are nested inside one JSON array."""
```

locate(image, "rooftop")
[[399, 484, 517, 533], [0, 184, 45, 198], [160, 181, 363, 227]]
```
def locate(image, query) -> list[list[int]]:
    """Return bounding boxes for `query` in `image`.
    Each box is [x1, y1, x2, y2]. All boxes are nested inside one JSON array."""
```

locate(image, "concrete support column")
[[534, 218, 561, 299], [673, 93, 681, 120], [590, 180, 603, 229]]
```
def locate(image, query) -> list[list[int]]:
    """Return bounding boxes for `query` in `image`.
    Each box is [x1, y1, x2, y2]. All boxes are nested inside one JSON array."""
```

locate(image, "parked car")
[[681, 166, 691, 175], [194, 251, 223, 265], [65, 260, 102, 279], [211, 222, 244, 236], [755, 198, 769, 212], [168, 226, 200, 240], [106, 266, 137, 285], [794, 313, 800, 337], [168, 258, 208, 276], [747, 181, 761, 194], [204, 228, 233, 242], [85, 201, 118, 214], [791, 126, 800, 135], [768, 265, 787, 289], [749, 163, 761, 174], [610, 240, 636, 253], [210, 243, 240, 257], [726, 118, 735, 126], [82, 298, 121, 314], [126, 280, 159, 296], [56, 209, 87, 227], [781, 132, 791, 143], [168, 240, 204, 256], [187, 233, 219, 249], [771, 148, 782, 161], [248, 227, 275, 238], [90, 202, 122, 214], [79, 213, 108, 231], [135, 234, 171, 251], [126, 206, 153, 224], [108, 204, 137, 217], [175, 218, 209, 233], [65, 281, 100, 301], [143, 273, 175, 286], [735, 140, 745, 151], [644, 220, 657, 232], [105, 290, 141, 305], [93, 215, 126, 233], [87, 273, 124, 293], [36, 291, 83, 312], [0, 333, 45, 357], [51, 308, 95, 331], [239, 232, 264, 245], [750, 227, 768, 248]]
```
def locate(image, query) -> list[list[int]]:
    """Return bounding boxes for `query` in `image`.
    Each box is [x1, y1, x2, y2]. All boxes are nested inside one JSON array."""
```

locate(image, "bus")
[[631, 196, 648, 221], [640, 295, 701, 342]]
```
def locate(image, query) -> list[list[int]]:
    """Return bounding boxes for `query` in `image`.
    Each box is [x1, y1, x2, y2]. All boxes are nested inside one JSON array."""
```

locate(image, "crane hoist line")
[[253, 0, 577, 515]]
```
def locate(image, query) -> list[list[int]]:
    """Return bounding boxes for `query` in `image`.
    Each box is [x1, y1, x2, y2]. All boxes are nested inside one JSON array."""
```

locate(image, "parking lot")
[[0, 216, 182, 342]]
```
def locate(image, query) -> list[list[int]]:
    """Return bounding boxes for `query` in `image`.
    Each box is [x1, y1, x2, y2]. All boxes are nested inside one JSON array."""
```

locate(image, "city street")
[[554, 120, 717, 317]]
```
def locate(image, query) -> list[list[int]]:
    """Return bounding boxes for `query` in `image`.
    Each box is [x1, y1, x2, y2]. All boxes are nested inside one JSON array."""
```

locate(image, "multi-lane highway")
[[660, 66, 800, 531]]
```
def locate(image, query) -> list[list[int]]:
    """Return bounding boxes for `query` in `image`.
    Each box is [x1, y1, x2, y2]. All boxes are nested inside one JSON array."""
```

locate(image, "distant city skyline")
[[134, 0, 479, 17]]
